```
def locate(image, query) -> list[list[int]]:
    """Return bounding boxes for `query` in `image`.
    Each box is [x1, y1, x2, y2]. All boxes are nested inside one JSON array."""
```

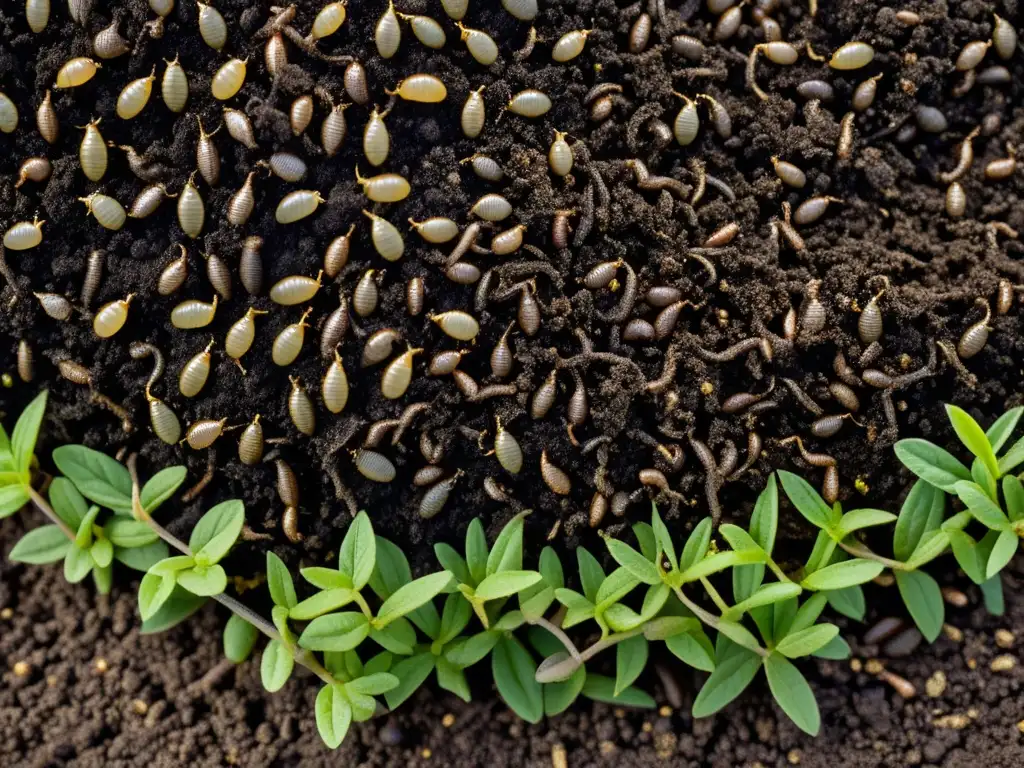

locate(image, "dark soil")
[[2, 0, 1024, 764]]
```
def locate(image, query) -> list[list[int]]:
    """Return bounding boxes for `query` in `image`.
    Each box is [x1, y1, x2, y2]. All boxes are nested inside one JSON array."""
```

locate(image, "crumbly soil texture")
[[1, 0, 1023, 764]]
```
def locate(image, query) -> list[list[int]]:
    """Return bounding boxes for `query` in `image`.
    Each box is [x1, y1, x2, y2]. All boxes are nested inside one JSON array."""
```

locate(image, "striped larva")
[[58, 359, 92, 386], [958, 299, 992, 359], [3, 217, 46, 250], [629, 12, 651, 52], [673, 94, 699, 146], [26, 0, 49, 33], [447, 262, 481, 285], [828, 382, 861, 411], [531, 369, 557, 419], [471, 193, 512, 222], [857, 283, 887, 345], [410, 217, 459, 245], [281, 507, 301, 543], [429, 350, 464, 376], [158, 245, 188, 295], [223, 108, 257, 149], [464, 153, 504, 182], [822, 465, 839, 504], [116, 68, 156, 120], [184, 418, 227, 450], [269, 152, 307, 183], [273, 459, 300, 509], [984, 147, 1017, 180], [413, 466, 446, 487], [388, 73, 447, 103], [771, 156, 806, 188], [721, 380, 776, 414], [461, 87, 486, 139], [354, 449, 396, 482], [654, 300, 694, 339], [518, 284, 541, 336], [238, 415, 263, 465], [270, 271, 323, 306], [939, 128, 980, 184], [322, 104, 349, 157], [320, 300, 350, 359], [553, 29, 590, 62], [272, 308, 313, 366], [179, 339, 215, 397], [81, 249, 105, 309], [375, 0, 401, 58], [507, 89, 551, 117], [324, 225, 355, 278], [995, 280, 1013, 315], [35, 292, 73, 320], [811, 413, 858, 438], [55, 57, 100, 89], [956, 40, 991, 71], [79, 193, 126, 231], [130, 184, 174, 219], [227, 172, 258, 226], [171, 295, 219, 329], [430, 310, 479, 340], [211, 58, 247, 100], [589, 493, 608, 527], [399, 12, 446, 48], [992, 14, 1017, 60], [540, 450, 571, 495], [79, 119, 107, 182], [493, 418, 522, 474], [419, 474, 460, 519], [276, 190, 325, 224], [290, 94, 313, 136], [322, 351, 349, 413], [799, 280, 826, 335], [147, 390, 182, 445], [178, 173, 205, 238], [568, 373, 588, 428], [353, 269, 380, 316], [623, 318, 655, 342], [363, 107, 391, 166], [490, 323, 515, 378], [265, 32, 287, 75], [861, 369, 893, 388], [852, 73, 883, 112], [491, 224, 526, 255], [549, 130, 573, 176], [197, 2, 227, 50], [457, 22, 498, 65], [407, 277, 425, 316], [195, 118, 221, 185], [714, 6, 741, 40], [16, 340, 33, 382], [502, 0, 537, 21], [36, 90, 58, 143], [381, 346, 423, 399], [483, 477, 510, 502], [945, 182, 966, 218], [343, 61, 369, 105], [355, 169, 410, 204], [287, 377, 315, 436], [704, 222, 739, 248], [697, 94, 731, 139], [225, 307, 268, 362], [92, 294, 133, 338], [584, 260, 621, 289], [162, 55, 188, 113], [362, 328, 400, 367]]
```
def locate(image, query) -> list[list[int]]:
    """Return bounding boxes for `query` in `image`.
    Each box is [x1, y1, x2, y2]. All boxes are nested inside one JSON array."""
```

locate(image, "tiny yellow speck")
[[642, 722, 653, 733], [2, 373, 13, 388], [0, 607, 12, 619], [13, 661, 30, 677], [608, 278, 620, 292], [133, 699, 149, 715], [421, 748, 432, 759], [700, 381, 714, 395], [854, 478, 869, 494], [658, 705, 672, 717], [94, 658, 109, 673], [442, 713, 455, 728]]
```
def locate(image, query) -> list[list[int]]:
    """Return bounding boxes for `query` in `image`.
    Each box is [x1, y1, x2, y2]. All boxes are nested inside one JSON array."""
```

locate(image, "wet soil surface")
[[1, 0, 1024, 764]]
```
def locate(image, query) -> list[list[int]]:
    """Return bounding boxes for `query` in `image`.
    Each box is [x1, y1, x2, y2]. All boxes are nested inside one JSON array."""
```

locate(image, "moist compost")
[[1, 0, 1023, 764]]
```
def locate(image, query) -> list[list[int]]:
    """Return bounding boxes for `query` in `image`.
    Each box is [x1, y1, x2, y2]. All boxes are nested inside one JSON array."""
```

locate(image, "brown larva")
[[184, 418, 227, 450], [531, 369, 557, 419], [204, 251, 232, 300], [958, 299, 992, 359], [588, 493, 608, 528], [17, 340, 34, 383], [490, 322, 515, 378], [406, 277, 425, 316], [995, 280, 1013, 315], [362, 328, 401, 367], [494, 418, 523, 474], [429, 350, 464, 376], [320, 300, 350, 359], [584, 260, 621, 290], [58, 359, 92, 386], [240, 236, 263, 295], [275, 458, 299, 507], [195, 117, 220, 186], [287, 376, 316, 436], [354, 449, 396, 483], [517, 283, 541, 336], [540, 450, 571, 495], [452, 369, 479, 398], [353, 269, 380, 317], [828, 382, 861, 411], [324, 224, 354, 278], [238, 415, 264, 465]]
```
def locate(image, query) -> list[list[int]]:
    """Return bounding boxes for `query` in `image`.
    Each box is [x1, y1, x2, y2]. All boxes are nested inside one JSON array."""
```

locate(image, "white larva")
[[458, 23, 498, 65], [0, 91, 18, 133], [158, 245, 188, 295], [507, 89, 551, 117], [389, 74, 447, 103], [461, 86, 486, 138], [238, 415, 263, 465], [355, 168, 410, 203], [549, 130, 573, 176], [291, 94, 314, 136], [674, 95, 699, 145], [270, 152, 308, 182], [276, 189, 325, 223], [312, 2, 347, 39], [354, 449, 396, 482], [35, 292, 72, 320], [270, 271, 324, 305], [322, 350, 349, 413], [162, 55, 189, 113], [36, 90, 57, 143], [402, 14, 446, 48], [494, 418, 523, 474], [79, 192, 126, 231], [441, 0, 467, 20], [147, 392, 181, 445], [16, 158, 51, 187], [272, 308, 313, 366], [129, 184, 172, 218], [3, 217, 45, 250], [178, 174, 205, 238], [471, 193, 512, 221], [149, 0, 174, 17], [287, 377, 316, 436], [225, 307, 268, 359], [381, 346, 422, 399], [196, 117, 221, 185], [170, 295, 219, 329], [185, 418, 227, 450], [223, 108, 257, 148], [552, 30, 590, 62], [79, 119, 107, 181], [265, 32, 287, 75], [409, 217, 458, 244], [467, 154, 503, 181], [491, 224, 526, 255], [363, 210, 405, 261], [93, 20, 130, 59], [197, 2, 227, 50], [227, 171, 258, 225], [26, 0, 50, 33], [179, 339, 215, 397], [431, 310, 479, 340], [353, 270, 379, 317], [363, 108, 391, 167], [55, 57, 100, 88], [92, 294, 133, 338], [211, 57, 247, 100], [375, 0, 402, 59], [502, 0, 538, 21], [321, 104, 348, 157]]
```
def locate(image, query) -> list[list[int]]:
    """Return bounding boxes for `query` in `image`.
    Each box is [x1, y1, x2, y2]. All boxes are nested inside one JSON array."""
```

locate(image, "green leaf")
[[150, 554, 194, 576], [972, 456, 998, 501], [544, 666, 586, 716], [893, 438, 972, 492], [576, 547, 605, 603], [434, 542, 472, 586], [189, 500, 245, 564], [632, 521, 657, 562], [138, 571, 176, 620], [954, 481, 1010, 530], [764, 654, 820, 735], [679, 517, 712, 571], [348, 691, 376, 722], [801, 559, 884, 591], [368, 536, 411, 600], [692, 648, 762, 718], [315, 684, 351, 749], [492, 636, 543, 723], [438, 593, 472, 645], [375, 571, 451, 628], [893, 480, 945, 562], [48, 477, 88, 529], [775, 624, 839, 658], [604, 537, 660, 585], [0, 418, 10, 459], [986, 406, 1022, 453], [10, 525, 71, 564], [114, 539, 169, 571], [604, 602, 644, 633], [980, 574, 1004, 615], [825, 585, 866, 621], [679, 549, 763, 583], [717, 620, 764, 654], [104, 518, 159, 548], [90, 537, 113, 568], [650, 504, 677, 570], [947, 530, 985, 584], [986, 529, 1019, 579], [1004, 476, 1024, 523], [538, 546, 565, 589], [595, 567, 641, 610], [614, 635, 649, 696], [177, 565, 227, 596], [266, 552, 297, 609], [75, 504, 100, 548], [445, 630, 500, 668], [465, 518, 488, 586], [665, 630, 716, 672], [582, 674, 655, 708], [260, 639, 294, 692], [894, 570, 943, 642], [778, 471, 832, 530], [364, 651, 393, 677], [728, 582, 802, 619], [643, 616, 700, 641], [11, 390, 47, 473], [946, 404, 1001, 480], [347, 672, 399, 696], [905, 530, 950, 571], [788, 593, 829, 635], [837, 508, 897, 537], [487, 512, 526, 575], [52, 445, 133, 514], [751, 474, 779, 555], [473, 570, 542, 601], [998, 435, 1024, 475], [140, 466, 187, 513], [383, 653, 435, 709], [223, 614, 259, 663], [140, 586, 206, 634], [554, 588, 595, 628], [93, 564, 112, 595], [338, 511, 375, 590], [370, 617, 417, 655], [299, 612, 370, 652], [301, 567, 353, 591], [62, 543, 92, 583], [0, 484, 29, 519], [812, 634, 851, 660]]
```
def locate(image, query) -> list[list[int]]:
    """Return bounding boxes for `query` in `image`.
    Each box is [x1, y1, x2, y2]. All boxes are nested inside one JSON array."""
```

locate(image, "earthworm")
[[447, 222, 482, 266], [391, 402, 430, 445], [936, 340, 978, 387], [582, 435, 612, 455], [688, 434, 722, 524], [704, 173, 736, 202], [585, 83, 623, 104], [129, 342, 166, 391], [646, 344, 680, 393], [687, 252, 717, 285], [474, 269, 495, 313], [879, 389, 898, 438], [181, 452, 216, 503], [589, 167, 611, 228], [718, 440, 738, 478], [365, 419, 401, 448], [727, 431, 763, 481], [892, 344, 937, 389], [689, 158, 706, 205], [858, 341, 883, 368], [780, 377, 825, 416], [626, 159, 689, 198], [694, 337, 766, 363], [325, 464, 358, 517], [833, 350, 861, 387], [626, 102, 664, 154], [514, 25, 537, 61], [596, 261, 637, 323], [575, 183, 594, 247], [468, 384, 518, 402], [779, 436, 835, 467], [497, 258, 564, 289]]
